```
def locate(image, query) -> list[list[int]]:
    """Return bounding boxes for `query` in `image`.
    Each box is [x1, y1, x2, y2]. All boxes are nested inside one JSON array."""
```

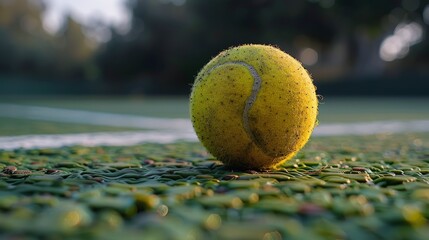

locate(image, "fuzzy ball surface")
[[190, 44, 318, 170]]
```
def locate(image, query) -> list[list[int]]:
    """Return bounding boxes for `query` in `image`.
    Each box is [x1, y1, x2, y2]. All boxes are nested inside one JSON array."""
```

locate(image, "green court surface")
[[1, 133, 429, 239], [0, 118, 136, 136], [0, 97, 429, 136], [0, 96, 191, 118]]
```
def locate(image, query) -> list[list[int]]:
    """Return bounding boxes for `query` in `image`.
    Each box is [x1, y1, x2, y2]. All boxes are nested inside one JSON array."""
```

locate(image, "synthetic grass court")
[[1, 133, 429, 239], [0, 97, 429, 239]]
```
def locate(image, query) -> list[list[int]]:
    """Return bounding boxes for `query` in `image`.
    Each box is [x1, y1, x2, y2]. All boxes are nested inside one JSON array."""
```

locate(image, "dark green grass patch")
[[1, 133, 429, 239]]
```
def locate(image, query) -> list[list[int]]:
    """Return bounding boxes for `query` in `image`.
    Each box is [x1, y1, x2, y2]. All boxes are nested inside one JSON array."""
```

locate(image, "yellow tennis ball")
[[190, 44, 318, 170]]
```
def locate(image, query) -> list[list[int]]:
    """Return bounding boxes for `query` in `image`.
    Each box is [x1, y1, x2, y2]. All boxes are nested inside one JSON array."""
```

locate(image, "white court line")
[[0, 120, 428, 150], [0, 104, 429, 149], [0, 130, 197, 150], [315, 120, 429, 136]]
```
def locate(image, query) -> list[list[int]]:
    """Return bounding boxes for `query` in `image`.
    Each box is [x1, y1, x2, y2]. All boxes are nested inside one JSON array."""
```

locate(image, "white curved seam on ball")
[[206, 61, 262, 149]]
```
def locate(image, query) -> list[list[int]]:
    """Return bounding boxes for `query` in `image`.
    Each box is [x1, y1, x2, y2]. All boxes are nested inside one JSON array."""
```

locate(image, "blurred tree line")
[[0, 0, 96, 82], [1, 0, 429, 95]]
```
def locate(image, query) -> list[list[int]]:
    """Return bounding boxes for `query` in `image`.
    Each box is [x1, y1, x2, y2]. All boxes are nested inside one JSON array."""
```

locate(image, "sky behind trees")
[[42, 0, 129, 39]]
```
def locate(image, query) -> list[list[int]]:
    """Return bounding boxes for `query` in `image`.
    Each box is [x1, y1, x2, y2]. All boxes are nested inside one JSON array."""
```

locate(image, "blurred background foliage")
[[1, 0, 428, 95]]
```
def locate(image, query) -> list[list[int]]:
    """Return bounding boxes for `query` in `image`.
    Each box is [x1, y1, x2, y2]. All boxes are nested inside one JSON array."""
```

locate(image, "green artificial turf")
[[1, 133, 429, 239]]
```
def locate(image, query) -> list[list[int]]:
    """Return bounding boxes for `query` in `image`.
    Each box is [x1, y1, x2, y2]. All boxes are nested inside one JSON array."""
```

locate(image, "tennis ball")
[[190, 44, 318, 170]]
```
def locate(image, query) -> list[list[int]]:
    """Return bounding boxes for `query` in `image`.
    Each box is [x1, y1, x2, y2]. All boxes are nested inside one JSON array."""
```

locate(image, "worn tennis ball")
[[190, 44, 318, 170]]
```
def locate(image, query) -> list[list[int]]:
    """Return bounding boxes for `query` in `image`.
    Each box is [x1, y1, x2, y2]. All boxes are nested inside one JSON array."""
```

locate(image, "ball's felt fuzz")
[[190, 44, 318, 170]]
